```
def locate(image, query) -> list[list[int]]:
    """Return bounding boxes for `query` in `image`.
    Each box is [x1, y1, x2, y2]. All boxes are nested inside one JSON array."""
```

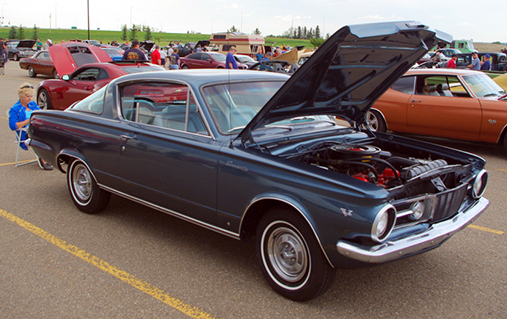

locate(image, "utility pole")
[[87, 0, 90, 40], [49, 12, 51, 33]]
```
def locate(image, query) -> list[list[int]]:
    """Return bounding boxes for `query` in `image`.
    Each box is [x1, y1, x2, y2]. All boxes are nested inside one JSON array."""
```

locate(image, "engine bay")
[[284, 141, 472, 199]]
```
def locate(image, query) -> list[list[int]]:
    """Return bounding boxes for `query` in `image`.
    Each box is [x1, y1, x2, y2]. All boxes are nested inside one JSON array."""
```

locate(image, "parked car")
[[19, 50, 58, 78], [436, 48, 461, 57], [7, 40, 37, 61], [177, 40, 211, 57], [36, 42, 164, 110], [179, 52, 247, 69], [101, 47, 124, 61], [368, 68, 507, 151], [493, 72, 507, 90], [456, 52, 507, 71], [234, 54, 256, 67], [248, 60, 292, 73], [27, 22, 488, 301]]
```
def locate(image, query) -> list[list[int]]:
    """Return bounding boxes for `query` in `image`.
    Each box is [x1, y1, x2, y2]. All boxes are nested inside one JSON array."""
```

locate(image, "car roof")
[[405, 69, 483, 76], [109, 69, 290, 87]]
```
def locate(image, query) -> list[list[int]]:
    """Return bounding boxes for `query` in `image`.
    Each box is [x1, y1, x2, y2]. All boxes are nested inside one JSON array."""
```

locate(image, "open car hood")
[[49, 42, 112, 76], [238, 21, 451, 144], [17, 40, 36, 48]]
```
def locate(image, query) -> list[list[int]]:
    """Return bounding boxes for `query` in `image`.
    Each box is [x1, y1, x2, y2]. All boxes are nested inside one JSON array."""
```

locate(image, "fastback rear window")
[[120, 65, 165, 74]]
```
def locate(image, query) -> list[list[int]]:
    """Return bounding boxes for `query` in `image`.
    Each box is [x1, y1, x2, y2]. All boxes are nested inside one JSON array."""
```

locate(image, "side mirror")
[[62, 74, 70, 81], [207, 59, 212, 63]]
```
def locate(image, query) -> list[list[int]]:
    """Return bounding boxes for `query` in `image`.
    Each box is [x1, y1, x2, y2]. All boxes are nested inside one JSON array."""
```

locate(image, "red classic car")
[[179, 52, 247, 69], [19, 50, 58, 78], [36, 42, 165, 110]]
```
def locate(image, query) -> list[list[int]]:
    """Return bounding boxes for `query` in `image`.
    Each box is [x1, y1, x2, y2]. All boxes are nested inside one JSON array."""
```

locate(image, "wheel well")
[[239, 199, 305, 242], [369, 108, 389, 131], [497, 125, 507, 145]]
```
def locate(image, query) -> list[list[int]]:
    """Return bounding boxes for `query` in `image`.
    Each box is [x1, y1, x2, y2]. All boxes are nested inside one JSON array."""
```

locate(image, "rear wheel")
[[256, 208, 336, 301], [181, 65, 189, 69], [28, 66, 37, 78], [37, 89, 53, 110], [365, 110, 387, 133], [67, 160, 110, 214], [14, 54, 19, 61], [503, 133, 507, 154], [52, 69, 59, 79]]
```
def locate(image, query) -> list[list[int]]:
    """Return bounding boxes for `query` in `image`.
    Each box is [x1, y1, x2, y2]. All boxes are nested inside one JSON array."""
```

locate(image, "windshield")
[[202, 81, 284, 134], [236, 55, 255, 63], [462, 73, 506, 97]]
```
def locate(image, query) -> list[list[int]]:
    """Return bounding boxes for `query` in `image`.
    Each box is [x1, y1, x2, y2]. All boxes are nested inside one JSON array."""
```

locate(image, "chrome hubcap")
[[267, 225, 308, 283], [366, 111, 379, 131], [72, 164, 92, 203]]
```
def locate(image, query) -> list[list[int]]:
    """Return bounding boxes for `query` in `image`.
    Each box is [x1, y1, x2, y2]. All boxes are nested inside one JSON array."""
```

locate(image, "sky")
[[1, 0, 504, 43]]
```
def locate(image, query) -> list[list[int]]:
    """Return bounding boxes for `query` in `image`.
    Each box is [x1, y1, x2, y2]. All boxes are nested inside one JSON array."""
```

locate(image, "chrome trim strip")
[[98, 184, 240, 240], [336, 197, 489, 263], [241, 196, 334, 268]]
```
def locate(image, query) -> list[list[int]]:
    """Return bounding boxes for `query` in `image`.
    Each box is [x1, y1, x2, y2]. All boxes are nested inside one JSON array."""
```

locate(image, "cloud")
[[357, 15, 385, 21], [458, 22, 473, 26]]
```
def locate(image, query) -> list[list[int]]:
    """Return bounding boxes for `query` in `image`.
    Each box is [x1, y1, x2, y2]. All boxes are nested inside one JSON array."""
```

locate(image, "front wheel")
[[28, 66, 37, 78], [67, 160, 110, 214], [14, 54, 19, 61], [37, 88, 53, 110], [181, 65, 189, 69], [365, 110, 387, 133], [256, 208, 336, 301]]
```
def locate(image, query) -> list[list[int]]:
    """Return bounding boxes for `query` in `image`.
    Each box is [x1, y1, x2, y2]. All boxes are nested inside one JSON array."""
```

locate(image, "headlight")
[[472, 170, 488, 199], [371, 204, 396, 243]]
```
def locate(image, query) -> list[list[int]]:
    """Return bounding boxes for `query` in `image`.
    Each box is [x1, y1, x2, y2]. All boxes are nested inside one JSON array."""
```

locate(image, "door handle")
[[120, 134, 136, 141], [411, 99, 422, 102]]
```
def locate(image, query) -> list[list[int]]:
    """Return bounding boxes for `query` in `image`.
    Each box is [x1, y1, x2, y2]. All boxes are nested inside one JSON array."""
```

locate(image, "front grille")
[[431, 183, 467, 222]]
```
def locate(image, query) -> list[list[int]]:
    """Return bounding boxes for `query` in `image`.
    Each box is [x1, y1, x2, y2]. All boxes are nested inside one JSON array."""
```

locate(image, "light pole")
[[87, 0, 90, 40], [1, 4, 5, 26]]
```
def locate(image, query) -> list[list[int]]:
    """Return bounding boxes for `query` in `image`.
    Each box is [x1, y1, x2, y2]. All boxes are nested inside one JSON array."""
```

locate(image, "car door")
[[36, 51, 53, 75], [54, 67, 109, 110], [406, 74, 482, 140], [116, 80, 219, 224], [186, 53, 203, 68]]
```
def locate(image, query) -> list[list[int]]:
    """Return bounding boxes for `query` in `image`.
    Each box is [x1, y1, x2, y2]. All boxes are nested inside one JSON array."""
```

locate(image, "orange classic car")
[[368, 69, 507, 152]]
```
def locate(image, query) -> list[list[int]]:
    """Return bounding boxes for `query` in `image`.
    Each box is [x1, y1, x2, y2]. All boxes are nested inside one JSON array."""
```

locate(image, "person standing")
[[447, 54, 457, 68], [255, 46, 264, 62], [43, 39, 52, 51], [160, 47, 167, 69], [226, 46, 238, 69], [169, 48, 180, 69], [36, 39, 43, 51], [467, 52, 480, 70], [122, 40, 147, 61], [481, 54, 492, 71], [151, 45, 161, 65]]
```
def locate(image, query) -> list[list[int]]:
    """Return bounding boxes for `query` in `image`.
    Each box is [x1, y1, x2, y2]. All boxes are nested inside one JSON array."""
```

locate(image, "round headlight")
[[410, 201, 425, 221], [371, 205, 396, 243], [472, 170, 488, 199]]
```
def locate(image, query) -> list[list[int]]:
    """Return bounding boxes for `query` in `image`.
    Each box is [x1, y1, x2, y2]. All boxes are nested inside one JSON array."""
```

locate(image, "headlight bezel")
[[472, 169, 488, 199], [371, 204, 397, 243]]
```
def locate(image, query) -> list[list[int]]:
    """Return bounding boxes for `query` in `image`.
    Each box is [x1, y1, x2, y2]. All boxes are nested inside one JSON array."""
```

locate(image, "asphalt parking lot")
[[1, 61, 506, 318]]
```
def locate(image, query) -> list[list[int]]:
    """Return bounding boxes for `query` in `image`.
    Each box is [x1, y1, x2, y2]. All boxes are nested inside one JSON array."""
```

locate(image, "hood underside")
[[239, 21, 452, 144]]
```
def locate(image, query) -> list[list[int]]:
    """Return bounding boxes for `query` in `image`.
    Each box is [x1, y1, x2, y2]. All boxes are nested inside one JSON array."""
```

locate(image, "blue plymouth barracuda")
[[27, 21, 489, 301]]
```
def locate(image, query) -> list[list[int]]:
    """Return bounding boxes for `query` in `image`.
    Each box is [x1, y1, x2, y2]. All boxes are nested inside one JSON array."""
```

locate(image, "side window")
[[416, 76, 468, 98], [120, 82, 208, 135], [97, 68, 109, 81], [201, 54, 211, 61], [72, 68, 100, 81], [391, 76, 415, 94]]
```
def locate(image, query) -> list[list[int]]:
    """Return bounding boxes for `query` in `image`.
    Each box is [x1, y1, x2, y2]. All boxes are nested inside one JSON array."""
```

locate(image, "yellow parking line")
[[468, 224, 504, 235], [0, 159, 37, 167], [0, 209, 215, 319], [496, 169, 507, 172]]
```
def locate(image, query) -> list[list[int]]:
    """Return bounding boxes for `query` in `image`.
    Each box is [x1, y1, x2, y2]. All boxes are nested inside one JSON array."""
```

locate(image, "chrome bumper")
[[337, 197, 489, 263]]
